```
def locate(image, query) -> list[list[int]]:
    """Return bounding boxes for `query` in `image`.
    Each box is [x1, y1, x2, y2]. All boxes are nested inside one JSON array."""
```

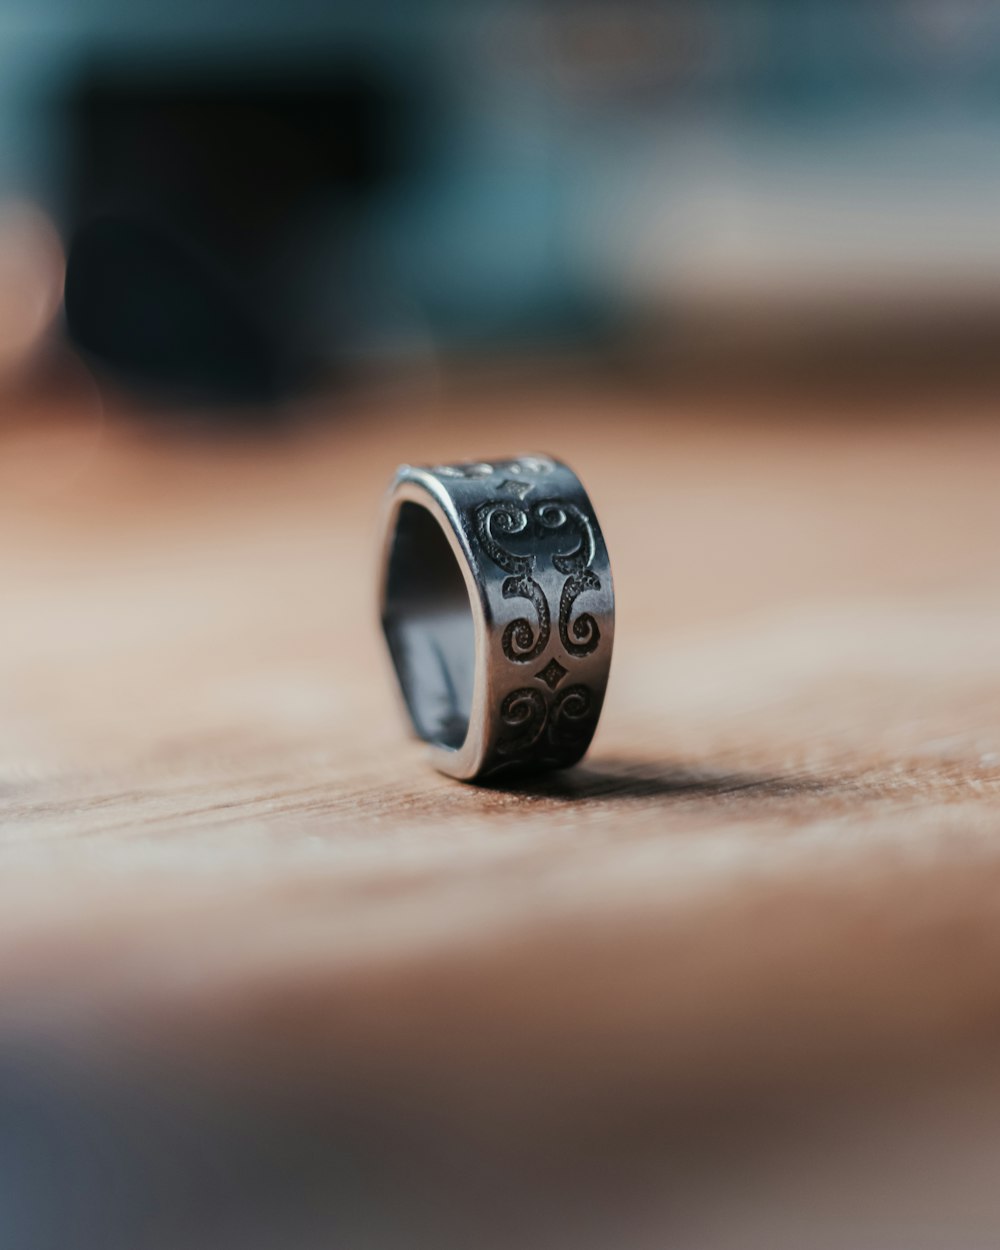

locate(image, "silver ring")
[[378, 453, 614, 782]]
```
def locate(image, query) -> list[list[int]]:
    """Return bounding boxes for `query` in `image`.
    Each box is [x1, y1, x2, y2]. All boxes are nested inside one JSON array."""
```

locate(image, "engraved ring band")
[[378, 454, 614, 782]]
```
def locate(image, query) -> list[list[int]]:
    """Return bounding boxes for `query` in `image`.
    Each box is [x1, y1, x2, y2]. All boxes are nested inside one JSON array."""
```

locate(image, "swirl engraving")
[[434, 461, 494, 478], [548, 683, 594, 747], [502, 578, 550, 661], [474, 499, 532, 576], [536, 500, 602, 658], [558, 571, 601, 657], [475, 501, 550, 663], [497, 687, 548, 755], [497, 683, 595, 759], [475, 480, 603, 768], [510, 455, 555, 476], [425, 458, 607, 771]]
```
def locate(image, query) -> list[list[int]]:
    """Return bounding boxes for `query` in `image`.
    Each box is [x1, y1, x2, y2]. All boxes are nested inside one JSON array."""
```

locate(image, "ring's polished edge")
[[378, 454, 614, 782]]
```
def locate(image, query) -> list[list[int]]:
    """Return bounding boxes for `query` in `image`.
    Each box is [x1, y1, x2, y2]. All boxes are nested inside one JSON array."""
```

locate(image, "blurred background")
[[2, 0, 1000, 413]]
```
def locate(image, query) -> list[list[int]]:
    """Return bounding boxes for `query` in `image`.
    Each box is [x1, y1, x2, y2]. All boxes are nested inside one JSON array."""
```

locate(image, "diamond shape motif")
[[535, 658, 568, 691], [500, 479, 532, 500]]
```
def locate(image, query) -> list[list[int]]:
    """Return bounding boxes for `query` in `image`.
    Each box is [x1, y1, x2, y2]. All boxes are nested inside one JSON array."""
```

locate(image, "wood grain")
[[2, 381, 1000, 1249]]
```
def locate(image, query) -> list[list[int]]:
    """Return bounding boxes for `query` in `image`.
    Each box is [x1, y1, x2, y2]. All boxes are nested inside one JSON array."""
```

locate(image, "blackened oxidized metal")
[[378, 454, 614, 782]]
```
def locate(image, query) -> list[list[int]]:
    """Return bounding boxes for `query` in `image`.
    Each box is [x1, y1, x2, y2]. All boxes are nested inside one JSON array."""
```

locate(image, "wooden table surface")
[[2, 378, 1000, 1250]]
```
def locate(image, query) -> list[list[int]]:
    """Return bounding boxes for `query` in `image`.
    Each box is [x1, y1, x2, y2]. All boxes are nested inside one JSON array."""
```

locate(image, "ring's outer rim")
[[378, 467, 494, 780]]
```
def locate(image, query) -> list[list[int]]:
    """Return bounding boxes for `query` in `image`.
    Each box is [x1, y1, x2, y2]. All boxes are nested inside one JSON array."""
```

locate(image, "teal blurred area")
[[1, 0, 999, 402]]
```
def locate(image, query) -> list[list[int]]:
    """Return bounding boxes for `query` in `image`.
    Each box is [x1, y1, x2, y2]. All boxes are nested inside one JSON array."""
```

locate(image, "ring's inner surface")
[[382, 501, 475, 751]]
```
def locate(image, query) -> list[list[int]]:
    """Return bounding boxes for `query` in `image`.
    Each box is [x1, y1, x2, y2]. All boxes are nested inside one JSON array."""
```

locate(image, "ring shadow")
[[484, 757, 839, 804]]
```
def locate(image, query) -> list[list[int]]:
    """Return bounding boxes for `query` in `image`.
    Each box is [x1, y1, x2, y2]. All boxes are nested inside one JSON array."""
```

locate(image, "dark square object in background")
[[62, 60, 409, 408]]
